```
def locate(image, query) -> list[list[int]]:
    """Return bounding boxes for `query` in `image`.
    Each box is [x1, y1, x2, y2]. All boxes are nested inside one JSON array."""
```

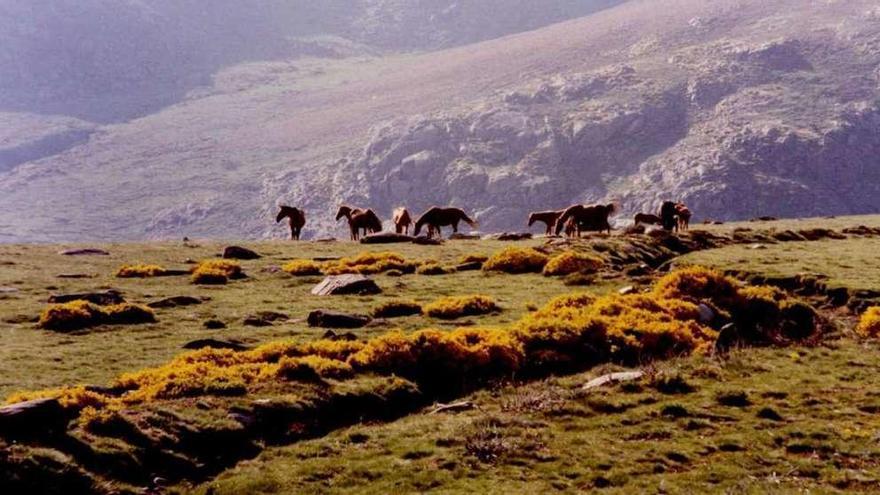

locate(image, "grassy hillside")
[[2, 216, 880, 493]]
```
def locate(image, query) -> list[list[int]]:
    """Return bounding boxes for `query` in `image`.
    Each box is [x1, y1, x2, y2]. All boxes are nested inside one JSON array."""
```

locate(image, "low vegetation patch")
[[371, 300, 422, 318], [323, 251, 417, 275], [281, 259, 323, 276], [543, 251, 604, 276], [38, 300, 156, 331], [856, 307, 880, 338], [423, 295, 500, 319], [482, 247, 549, 274], [459, 254, 489, 264], [191, 259, 243, 285], [416, 262, 455, 275], [115, 264, 168, 278]]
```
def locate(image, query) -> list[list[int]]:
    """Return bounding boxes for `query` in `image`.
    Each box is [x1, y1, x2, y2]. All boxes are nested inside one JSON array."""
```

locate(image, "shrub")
[[423, 295, 500, 319], [282, 259, 323, 276], [543, 251, 604, 276], [459, 254, 489, 264], [115, 264, 167, 278], [857, 307, 880, 338], [323, 251, 417, 275], [38, 301, 155, 331], [482, 247, 548, 274], [192, 259, 243, 285], [277, 355, 354, 380], [416, 262, 454, 275], [653, 266, 740, 307], [371, 300, 422, 318]]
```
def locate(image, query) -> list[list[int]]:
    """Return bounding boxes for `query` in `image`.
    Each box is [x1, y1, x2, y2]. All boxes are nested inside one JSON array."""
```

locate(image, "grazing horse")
[[528, 210, 564, 236], [393, 207, 413, 235], [413, 206, 478, 239], [276, 206, 306, 240], [675, 203, 692, 231], [660, 201, 679, 232], [554, 204, 616, 236], [563, 217, 579, 238], [634, 212, 663, 227], [336, 205, 381, 240]]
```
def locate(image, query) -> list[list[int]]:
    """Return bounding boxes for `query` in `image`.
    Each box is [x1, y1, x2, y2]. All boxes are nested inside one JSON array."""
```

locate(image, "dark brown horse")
[[660, 201, 678, 231], [634, 212, 663, 227], [393, 207, 413, 235], [554, 204, 616, 236], [675, 203, 692, 231], [528, 210, 564, 236], [336, 205, 382, 240], [563, 217, 579, 238], [413, 206, 478, 239], [276, 206, 305, 240]]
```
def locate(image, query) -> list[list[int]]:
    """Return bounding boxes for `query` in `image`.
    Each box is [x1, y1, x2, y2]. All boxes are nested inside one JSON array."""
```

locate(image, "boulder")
[[48, 290, 124, 305], [308, 310, 371, 329], [223, 246, 261, 260], [182, 339, 250, 351], [697, 303, 715, 324], [321, 330, 359, 341], [148, 296, 204, 308], [59, 248, 109, 256], [0, 398, 68, 439], [311, 275, 382, 296], [618, 285, 636, 295], [456, 261, 483, 272], [203, 319, 227, 329], [243, 311, 289, 327], [360, 232, 415, 244]]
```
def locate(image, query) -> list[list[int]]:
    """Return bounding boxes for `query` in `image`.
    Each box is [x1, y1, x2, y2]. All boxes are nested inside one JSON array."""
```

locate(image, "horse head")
[[335, 205, 352, 221], [527, 213, 537, 226], [276, 206, 290, 223]]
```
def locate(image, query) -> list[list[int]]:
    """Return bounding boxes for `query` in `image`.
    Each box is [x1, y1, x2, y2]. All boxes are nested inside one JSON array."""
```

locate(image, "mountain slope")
[[1, 0, 879, 242]]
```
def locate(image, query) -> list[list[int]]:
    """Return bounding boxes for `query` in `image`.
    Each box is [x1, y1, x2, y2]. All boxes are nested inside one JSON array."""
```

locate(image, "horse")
[[413, 206, 478, 239], [675, 203, 692, 231], [276, 206, 305, 240], [660, 201, 679, 232], [634, 212, 663, 227], [528, 210, 564, 236], [393, 207, 413, 235], [563, 217, 579, 238], [554, 204, 616, 236], [336, 205, 381, 240]]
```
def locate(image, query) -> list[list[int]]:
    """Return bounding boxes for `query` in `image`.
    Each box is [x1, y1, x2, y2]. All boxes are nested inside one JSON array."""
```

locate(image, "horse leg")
[[452, 221, 459, 233]]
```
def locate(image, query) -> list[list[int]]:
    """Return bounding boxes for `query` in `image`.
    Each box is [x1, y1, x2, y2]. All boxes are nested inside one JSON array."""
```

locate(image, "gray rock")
[[307, 310, 371, 329], [311, 275, 382, 296], [223, 246, 261, 260], [148, 296, 204, 309], [697, 303, 715, 324], [183, 339, 250, 351], [59, 248, 109, 256], [48, 290, 124, 305], [0, 398, 68, 439]]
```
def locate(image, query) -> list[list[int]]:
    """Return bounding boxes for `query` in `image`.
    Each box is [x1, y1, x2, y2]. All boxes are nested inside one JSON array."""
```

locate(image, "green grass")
[[185, 339, 880, 494], [0, 239, 620, 398]]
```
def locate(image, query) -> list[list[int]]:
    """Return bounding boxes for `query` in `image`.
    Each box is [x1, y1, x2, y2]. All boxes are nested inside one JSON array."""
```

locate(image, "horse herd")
[[276, 201, 692, 241]]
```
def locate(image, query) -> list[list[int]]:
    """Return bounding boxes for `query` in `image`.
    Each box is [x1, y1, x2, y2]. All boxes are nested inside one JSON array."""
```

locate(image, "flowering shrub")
[[39, 300, 156, 331], [115, 264, 168, 278], [323, 252, 417, 275], [857, 307, 880, 338], [459, 254, 489, 264], [542, 251, 604, 276], [423, 295, 499, 319], [281, 259, 323, 276], [371, 300, 422, 318], [482, 247, 548, 274], [277, 355, 354, 380], [416, 262, 454, 275], [191, 259, 243, 284]]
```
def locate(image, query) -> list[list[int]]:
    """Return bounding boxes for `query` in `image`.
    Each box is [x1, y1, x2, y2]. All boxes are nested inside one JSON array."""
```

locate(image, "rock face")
[[2, 0, 880, 241]]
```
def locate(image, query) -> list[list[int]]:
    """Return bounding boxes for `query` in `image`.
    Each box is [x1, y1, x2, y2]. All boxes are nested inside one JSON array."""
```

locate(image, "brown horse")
[[276, 206, 305, 240], [634, 212, 663, 227], [660, 201, 678, 232], [563, 217, 579, 238], [528, 210, 564, 236], [393, 207, 413, 235], [554, 204, 616, 236], [413, 206, 478, 239], [336, 205, 382, 241], [675, 203, 692, 231]]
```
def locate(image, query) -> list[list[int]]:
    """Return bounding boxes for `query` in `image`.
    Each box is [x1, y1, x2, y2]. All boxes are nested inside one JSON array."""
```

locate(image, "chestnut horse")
[[675, 203, 692, 231], [528, 210, 564, 236], [276, 206, 305, 240], [554, 204, 616, 236], [413, 206, 478, 239], [634, 212, 663, 227], [393, 207, 413, 235], [336, 205, 382, 241]]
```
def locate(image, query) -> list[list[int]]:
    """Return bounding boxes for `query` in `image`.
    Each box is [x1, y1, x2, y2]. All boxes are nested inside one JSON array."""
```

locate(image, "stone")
[[360, 232, 415, 244], [311, 275, 382, 296], [448, 233, 481, 240], [59, 248, 110, 256], [243, 311, 289, 327], [456, 261, 483, 272], [48, 290, 125, 305], [0, 398, 68, 440], [697, 303, 715, 324], [148, 296, 203, 308], [0, 287, 20, 294], [223, 246, 261, 260], [321, 330, 359, 341], [582, 371, 644, 390], [203, 319, 227, 329], [56, 274, 96, 279], [618, 285, 636, 295], [182, 339, 250, 351], [749, 243, 767, 250], [308, 310, 371, 329]]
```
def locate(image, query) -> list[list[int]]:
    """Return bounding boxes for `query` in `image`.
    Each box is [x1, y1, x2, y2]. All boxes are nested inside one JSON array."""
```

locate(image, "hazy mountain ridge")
[[1, 0, 879, 242]]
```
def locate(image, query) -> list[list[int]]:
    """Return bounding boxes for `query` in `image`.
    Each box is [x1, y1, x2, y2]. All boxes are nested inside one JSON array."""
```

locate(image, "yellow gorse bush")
[[10, 266, 819, 429], [856, 307, 880, 338], [482, 247, 549, 274], [115, 264, 168, 278], [542, 251, 604, 276], [39, 300, 156, 331], [323, 251, 417, 275], [371, 300, 422, 318], [281, 259, 324, 276], [423, 295, 499, 319], [191, 259, 243, 284]]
